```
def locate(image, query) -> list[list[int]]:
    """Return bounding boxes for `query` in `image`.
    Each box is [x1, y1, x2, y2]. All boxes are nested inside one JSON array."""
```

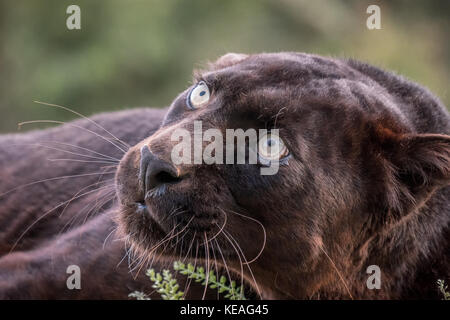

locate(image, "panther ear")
[[214, 53, 248, 69], [383, 133, 450, 217]]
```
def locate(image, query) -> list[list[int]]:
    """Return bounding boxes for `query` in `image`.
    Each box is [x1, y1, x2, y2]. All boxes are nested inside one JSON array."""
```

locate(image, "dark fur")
[[0, 52, 449, 299]]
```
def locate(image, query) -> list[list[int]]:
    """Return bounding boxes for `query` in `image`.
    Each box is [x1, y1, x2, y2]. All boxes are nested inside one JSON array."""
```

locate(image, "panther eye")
[[258, 132, 289, 161], [187, 81, 210, 109]]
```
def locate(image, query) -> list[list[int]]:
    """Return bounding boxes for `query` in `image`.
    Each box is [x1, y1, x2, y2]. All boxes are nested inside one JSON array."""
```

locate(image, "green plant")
[[128, 291, 151, 300], [437, 279, 450, 300], [151, 268, 185, 300], [174, 261, 246, 300], [128, 268, 184, 300], [129, 261, 246, 300]]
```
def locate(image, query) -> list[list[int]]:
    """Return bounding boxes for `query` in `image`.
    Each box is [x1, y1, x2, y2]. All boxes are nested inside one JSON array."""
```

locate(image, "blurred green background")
[[0, 0, 448, 133]]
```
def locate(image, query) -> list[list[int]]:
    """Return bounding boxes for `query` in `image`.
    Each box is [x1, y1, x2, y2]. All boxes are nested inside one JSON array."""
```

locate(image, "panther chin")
[[116, 192, 229, 262]]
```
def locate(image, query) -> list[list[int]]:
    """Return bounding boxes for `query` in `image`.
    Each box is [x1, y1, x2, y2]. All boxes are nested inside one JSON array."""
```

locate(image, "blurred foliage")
[[0, 0, 448, 132]]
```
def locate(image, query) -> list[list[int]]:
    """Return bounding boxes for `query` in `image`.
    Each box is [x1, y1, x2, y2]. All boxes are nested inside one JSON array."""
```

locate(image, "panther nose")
[[139, 145, 181, 192]]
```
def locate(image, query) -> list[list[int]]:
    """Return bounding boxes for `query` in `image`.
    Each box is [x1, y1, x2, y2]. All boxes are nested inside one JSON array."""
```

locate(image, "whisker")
[[0, 171, 116, 199], [138, 228, 176, 275], [8, 143, 120, 162], [209, 239, 220, 300], [317, 242, 354, 300], [59, 178, 115, 218], [202, 232, 211, 300], [219, 230, 245, 298], [117, 234, 132, 269], [164, 206, 184, 223], [18, 120, 128, 154], [227, 209, 266, 264], [214, 238, 233, 290], [223, 229, 262, 299], [202, 208, 227, 245], [47, 158, 118, 165], [92, 165, 118, 210], [78, 191, 116, 230], [127, 240, 135, 272], [130, 251, 149, 275], [129, 219, 183, 279], [176, 230, 186, 260], [143, 246, 158, 274], [183, 242, 199, 298], [9, 183, 115, 253], [56, 187, 114, 239], [144, 224, 181, 276], [100, 164, 119, 170], [38, 140, 122, 161], [182, 231, 197, 264], [33, 100, 131, 150], [59, 190, 114, 237], [146, 216, 195, 258]]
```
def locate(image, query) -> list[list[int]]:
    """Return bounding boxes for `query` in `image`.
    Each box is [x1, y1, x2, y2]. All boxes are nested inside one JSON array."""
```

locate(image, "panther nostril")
[[154, 171, 182, 185], [139, 145, 181, 192]]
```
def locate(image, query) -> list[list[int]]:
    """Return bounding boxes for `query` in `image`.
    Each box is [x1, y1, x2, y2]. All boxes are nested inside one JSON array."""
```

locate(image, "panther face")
[[115, 52, 450, 299]]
